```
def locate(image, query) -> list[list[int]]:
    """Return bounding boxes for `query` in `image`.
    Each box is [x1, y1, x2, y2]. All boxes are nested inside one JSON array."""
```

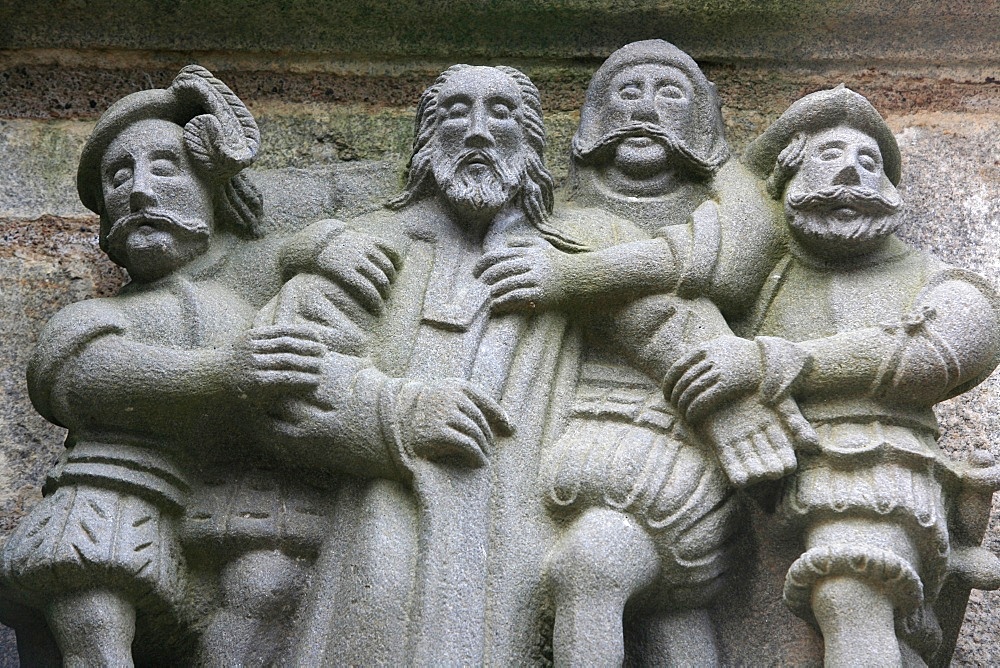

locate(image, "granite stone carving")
[[1, 43, 999, 667]]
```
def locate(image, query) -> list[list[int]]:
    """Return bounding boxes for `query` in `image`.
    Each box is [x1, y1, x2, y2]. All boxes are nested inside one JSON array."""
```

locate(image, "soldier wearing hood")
[[476, 40, 816, 665]]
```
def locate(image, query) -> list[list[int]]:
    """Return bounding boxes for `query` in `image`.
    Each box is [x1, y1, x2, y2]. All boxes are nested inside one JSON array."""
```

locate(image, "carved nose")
[[630, 98, 659, 125], [465, 108, 494, 148], [129, 177, 157, 212], [832, 165, 861, 186]]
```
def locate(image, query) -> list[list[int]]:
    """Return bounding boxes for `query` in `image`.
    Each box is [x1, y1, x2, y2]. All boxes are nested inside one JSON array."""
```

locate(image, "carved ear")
[[172, 65, 261, 179]]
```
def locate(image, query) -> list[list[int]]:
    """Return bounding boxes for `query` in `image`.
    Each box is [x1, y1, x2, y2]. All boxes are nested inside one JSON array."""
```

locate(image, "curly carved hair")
[[79, 65, 264, 264], [765, 132, 809, 200]]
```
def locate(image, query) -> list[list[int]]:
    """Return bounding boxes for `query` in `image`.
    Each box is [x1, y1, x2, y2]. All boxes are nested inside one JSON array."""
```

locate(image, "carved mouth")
[[621, 135, 655, 148], [830, 206, 860, 221], [459, 151, 495, 168]]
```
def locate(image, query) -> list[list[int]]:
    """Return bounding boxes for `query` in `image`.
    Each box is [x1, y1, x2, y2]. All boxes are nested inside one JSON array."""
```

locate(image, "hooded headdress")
[[571, 39, 730, 177]]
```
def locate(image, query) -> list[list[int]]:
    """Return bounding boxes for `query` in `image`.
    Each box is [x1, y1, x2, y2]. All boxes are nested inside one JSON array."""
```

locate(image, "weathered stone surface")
[[0, 26, 999, 665], [2, 1, 1000, 64], [0, 215, 123, 661], [890, 114, 1000, 665]]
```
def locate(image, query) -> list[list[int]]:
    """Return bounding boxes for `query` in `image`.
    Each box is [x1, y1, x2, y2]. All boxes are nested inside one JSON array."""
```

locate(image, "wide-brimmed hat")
[[744, 84, 900, 186], [77, 65, 260, 215]]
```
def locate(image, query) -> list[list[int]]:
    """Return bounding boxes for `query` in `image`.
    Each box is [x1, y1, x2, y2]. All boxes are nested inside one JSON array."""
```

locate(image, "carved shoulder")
[[27, 298, 127, 425], [277, 218, 350, 279], [914, 264, 1000, 400], [710, 160, 789, 317]]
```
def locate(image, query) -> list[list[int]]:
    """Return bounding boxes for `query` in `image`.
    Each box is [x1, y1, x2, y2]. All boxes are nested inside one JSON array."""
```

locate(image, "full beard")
[[572, 121, 718, 179], [433, 147, 523, 222], [785, 184, 903, 249]]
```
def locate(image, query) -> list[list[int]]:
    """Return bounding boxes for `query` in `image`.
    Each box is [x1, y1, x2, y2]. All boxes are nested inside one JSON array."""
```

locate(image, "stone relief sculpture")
[[0, 65, 269, 665], [259, 63, 551, 665], [666, 85, 1000, 666], [1, 43, 998, 667]]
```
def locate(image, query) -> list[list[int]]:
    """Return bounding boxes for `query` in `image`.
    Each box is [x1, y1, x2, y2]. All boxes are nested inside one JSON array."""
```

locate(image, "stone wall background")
[[1, 2, 998, 664]]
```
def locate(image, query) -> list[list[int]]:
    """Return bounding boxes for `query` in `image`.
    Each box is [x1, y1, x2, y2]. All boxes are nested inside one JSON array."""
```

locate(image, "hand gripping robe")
[[0, 66, 268, 653], [2, 274, 254, 637]]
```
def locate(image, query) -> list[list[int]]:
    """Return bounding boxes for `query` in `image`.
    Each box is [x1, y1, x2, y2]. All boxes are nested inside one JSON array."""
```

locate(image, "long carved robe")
[[270, 197, 661, 664]]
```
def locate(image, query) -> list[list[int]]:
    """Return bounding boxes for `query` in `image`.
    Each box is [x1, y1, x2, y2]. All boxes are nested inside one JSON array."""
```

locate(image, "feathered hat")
[[77, 65, 263, 257]]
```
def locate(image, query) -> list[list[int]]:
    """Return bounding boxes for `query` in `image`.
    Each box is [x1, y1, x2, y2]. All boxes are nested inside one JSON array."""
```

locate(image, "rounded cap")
[[744, 85, 900, 186], [77, 65, 260, 215]]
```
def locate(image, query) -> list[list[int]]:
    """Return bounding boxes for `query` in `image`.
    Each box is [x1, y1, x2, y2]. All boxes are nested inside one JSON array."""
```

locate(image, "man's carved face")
[[784, 125, 901, 254], [431, 67, 528, 222], [101, 118, 214, 282], [602, 64, 695, 176], [572, 62, 711, 197]]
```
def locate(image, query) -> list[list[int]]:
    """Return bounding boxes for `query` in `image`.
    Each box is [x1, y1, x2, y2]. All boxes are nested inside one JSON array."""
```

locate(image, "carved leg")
[[45, 588, 136, 668], [812, 576, 901, 667], [201, 549, 307, 667], [795, 520, 920, 668], [548, 507, 659, 668], [626, 607, 720, 667]]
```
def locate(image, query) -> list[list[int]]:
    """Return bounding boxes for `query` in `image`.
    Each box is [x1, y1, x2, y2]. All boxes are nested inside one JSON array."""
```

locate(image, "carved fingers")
[[233, 323, 330, 399], [405, 380, 514, 469], [474, 237, 564, 313], [773, 395, 820, 452], [664, 336, 763, 423], [702, 398, 800, 487], [315, 231, 402, 315]]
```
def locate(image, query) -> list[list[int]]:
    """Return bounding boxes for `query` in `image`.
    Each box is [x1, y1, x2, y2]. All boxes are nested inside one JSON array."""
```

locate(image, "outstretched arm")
[[668, 273, 1000, 416], [29, 315, 327, 440], [475, 236, 680, 314]]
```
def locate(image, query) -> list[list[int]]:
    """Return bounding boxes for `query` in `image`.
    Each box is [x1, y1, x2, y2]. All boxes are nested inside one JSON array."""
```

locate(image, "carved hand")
[[698, 396, 812, 487], [664, 335, 764, 424], [229, 323, 328, 402], [474, 237, 570, 314], [401, 379, 515, 469], [314, 230, 402, 315]]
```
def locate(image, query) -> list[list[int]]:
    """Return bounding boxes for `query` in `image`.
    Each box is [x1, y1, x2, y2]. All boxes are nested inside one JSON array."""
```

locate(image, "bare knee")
[[549, 508, 660, 600]]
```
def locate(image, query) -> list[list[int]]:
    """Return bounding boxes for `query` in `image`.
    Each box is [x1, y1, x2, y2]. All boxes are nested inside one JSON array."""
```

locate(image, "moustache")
[[436, 146, 522, 188], [786, 185, 902, 217], [449, 148, 503, 174], [106, 210, 211, 247], [572, 122, 718, 177], [105, 209, 211, 260]]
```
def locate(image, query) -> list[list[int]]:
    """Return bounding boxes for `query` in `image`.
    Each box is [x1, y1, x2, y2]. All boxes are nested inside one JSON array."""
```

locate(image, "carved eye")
[[657, 84, 685, 100], [619, 85, 642, 100], [490, 103, 513, 119], [445, 103, 469, 119], [858, 153, 879, 172], [819, 147, 843, 161], [150, 158, 179, 177], [111, 167, 132, 188]]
